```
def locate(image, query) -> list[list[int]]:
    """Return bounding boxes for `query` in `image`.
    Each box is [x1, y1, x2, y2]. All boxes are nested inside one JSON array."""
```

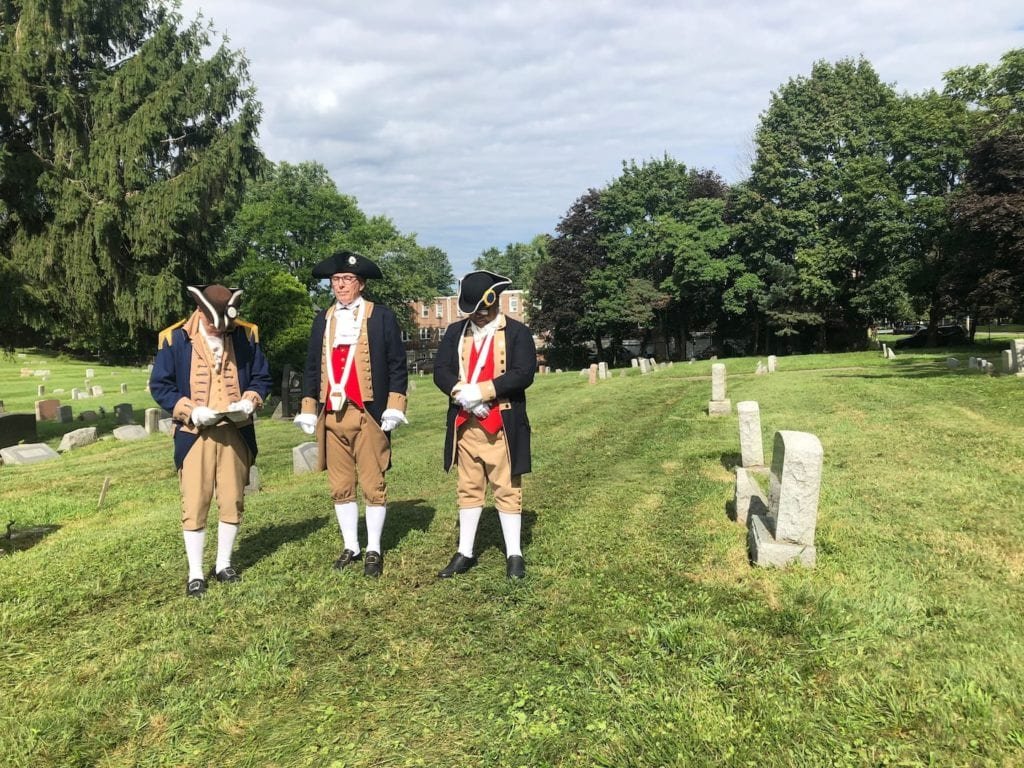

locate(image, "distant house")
[[405, 289, 532, 372]]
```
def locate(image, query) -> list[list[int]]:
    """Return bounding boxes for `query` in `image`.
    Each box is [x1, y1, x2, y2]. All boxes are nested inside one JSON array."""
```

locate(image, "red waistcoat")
[[330, 344, 364, 409], [455, 338, 502, 434]]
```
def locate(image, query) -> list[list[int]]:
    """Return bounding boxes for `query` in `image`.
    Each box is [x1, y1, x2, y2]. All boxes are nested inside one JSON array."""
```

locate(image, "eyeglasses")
[[330, 275, 360, 285]]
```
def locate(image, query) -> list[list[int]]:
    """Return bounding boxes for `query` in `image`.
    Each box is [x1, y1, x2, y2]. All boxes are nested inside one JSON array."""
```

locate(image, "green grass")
[[2, 348, 1024, 767]]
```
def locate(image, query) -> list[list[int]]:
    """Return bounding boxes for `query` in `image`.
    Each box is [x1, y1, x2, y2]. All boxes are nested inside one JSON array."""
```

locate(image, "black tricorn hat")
[[458, 270, 513, 314], [188, 284, 243, 333], [311, 250, 383, 280]]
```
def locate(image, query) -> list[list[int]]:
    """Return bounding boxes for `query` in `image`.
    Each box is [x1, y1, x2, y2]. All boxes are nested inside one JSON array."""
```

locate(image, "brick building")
[[405, 289, 529, 372]]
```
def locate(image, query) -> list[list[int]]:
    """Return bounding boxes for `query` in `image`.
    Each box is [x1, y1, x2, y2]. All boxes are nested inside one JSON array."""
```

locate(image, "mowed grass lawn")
[[2, 348, 1023, 767]]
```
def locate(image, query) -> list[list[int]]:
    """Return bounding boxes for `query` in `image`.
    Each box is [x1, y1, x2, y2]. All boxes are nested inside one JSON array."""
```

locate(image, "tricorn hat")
[[188, 284, 243, 333], [458, 270, 513, 314], [311, 250, 383, 280]]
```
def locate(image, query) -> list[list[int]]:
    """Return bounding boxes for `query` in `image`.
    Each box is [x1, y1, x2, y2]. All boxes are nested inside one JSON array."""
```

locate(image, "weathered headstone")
[[1011, 339, 1024, 376], [631, 358, 639, 368], [886, 347, 897, 360], [71, 388, 84, 400], [588, 364, 598, 385], [278, 365, 303, 419], [114, 403, 134, 424], [968, 357, 978, 369], [639, 358, 650, 375], [58, 427, 98, 452], [120, 383, 128, 394], [293, 442, 319, 474], [1002, 350, 1013, 373], [755, 361, 766, 375], [946, 357, 960, 369], [113, 425, 148, 441], [79, 410, 99, 422], [737, 401, 765, 469], [733, 467, 769, 525], [90, 385, 104, 396], [598, 362, 608, 380], [37, 384, 45, 396], [767, 355, 777, 373], [1, 443, 60, 466], [0, 413, 38, 449], [748, 430, 823, 568], [86, 368, 95, 379], [881, 344, 889, 358], [144, 408, 161, 434], [59, 406, 73, 423], [708, 363, 731, 416], [158, 418, 175, 435], [244, 465, 261, 495], [34, 399, 61, 422]]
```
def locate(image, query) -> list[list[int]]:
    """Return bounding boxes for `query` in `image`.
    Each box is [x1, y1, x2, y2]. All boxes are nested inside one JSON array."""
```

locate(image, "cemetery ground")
[[1, 345, 1023, 768]]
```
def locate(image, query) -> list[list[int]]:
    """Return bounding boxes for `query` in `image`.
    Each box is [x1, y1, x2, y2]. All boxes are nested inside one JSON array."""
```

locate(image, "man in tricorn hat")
[[294, 250, 409, 578], [150, 284, 273, 597], [433, 270, 536, 580]]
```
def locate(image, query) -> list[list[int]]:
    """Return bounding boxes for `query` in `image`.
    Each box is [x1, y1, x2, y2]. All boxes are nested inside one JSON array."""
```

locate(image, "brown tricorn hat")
[[187, 284, 243, 333]]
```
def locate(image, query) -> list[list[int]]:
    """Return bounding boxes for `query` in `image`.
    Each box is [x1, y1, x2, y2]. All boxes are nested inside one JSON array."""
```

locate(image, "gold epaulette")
[[236, 320, 259, 343], [157, 320, 186, 349]]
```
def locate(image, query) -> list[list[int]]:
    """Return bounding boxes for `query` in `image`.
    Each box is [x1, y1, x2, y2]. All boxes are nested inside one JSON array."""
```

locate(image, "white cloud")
[[174, 0, 1024, 276]]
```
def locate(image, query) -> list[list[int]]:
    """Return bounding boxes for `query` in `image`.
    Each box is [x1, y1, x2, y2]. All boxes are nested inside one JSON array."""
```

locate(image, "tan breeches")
[[456, 423, 522, 513], [324, 404, 390, 505], [179, 424, 250, 530]]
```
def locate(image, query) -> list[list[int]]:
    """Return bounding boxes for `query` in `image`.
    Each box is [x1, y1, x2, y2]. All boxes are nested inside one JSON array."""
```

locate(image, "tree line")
[[3, 2, 1022, 372]]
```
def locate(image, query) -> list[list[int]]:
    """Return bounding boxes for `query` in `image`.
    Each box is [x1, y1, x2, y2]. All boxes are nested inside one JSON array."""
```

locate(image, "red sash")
[[330, 345, 364, 409], [455, 339, 502, 434]]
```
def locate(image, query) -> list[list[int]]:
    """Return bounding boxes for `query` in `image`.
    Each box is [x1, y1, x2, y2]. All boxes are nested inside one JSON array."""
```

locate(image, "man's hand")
[[455, 383, 483, 410], [293, 413, 317, 435], [190, 405, 220, 427], [379, 408, 409, 432], [227, 399, 255, 416]]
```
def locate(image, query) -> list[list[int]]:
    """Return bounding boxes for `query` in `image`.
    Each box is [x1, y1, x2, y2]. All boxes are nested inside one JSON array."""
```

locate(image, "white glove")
[[293, 413, 317, 435], [379, 408, 409, 432], [471, 403, 491, 419], [190, 405, 220, 427], [228, 399, 255, 416], [455, 383, 483, 410]]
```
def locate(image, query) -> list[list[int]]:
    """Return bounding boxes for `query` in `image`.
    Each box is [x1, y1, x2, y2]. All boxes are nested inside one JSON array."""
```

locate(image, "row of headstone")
[[32, 399, 142, 424], [967, 357, 995, 374], [729, 399, 823, 568]]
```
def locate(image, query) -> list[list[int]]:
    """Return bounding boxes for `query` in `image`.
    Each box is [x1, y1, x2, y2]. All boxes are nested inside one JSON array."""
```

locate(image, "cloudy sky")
[[174, 0, 1023, 277]]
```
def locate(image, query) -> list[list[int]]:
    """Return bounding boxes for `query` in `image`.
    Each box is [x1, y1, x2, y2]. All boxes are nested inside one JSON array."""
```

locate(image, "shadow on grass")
[[381, 498, 437, 551], [1, 521, 61, 555], [720, 452, 741, 471], [235, 515, 331, 570]]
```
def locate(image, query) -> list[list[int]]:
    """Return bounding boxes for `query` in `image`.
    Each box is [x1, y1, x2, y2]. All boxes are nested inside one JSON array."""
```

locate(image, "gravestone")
[[767, 355, 777, 373], [244, 465, 261, 495], [86, 368, 95, 379], [968, 357, 978, 369], [588, 364, 598, 385], [71, 388, 84, 400], [631, 358, 638, 368], [755, 361, 766, 375], [34, 399, 61, 422], [1, 443, 60, 466], [275, 365, 303, 419], [748, 430, 823, 568], [90, 385, 104, 396], [737, 401, 765, 469], [144, 408, 161, 434], [293, 442, 318, 474], [1002, 350, 1013, 373], [114, 403, 134, 424], [79, 410, 99, 422], [120, 383, 128, 394], [946, 357, 960, 369], [58, 427, 98, 452], [0, 413, 38, 449], [886, 347, 897, 360], [638, 358, 650, 375], [37, 384, 45, 396], [113, 425, 148, 441], [708, 363, 731, 416], [598, 362, 608, 380], [649, 358, 657, 371], [1011, 339, 1024, 376], [881, 344, 889, 358], [733, 467, 768, 525], [158, 418, 175, 435], [59, 406, 73, 423]]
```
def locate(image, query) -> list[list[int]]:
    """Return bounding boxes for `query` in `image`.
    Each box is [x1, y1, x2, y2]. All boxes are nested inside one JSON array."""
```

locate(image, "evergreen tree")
[[0, 0, 262, 358]]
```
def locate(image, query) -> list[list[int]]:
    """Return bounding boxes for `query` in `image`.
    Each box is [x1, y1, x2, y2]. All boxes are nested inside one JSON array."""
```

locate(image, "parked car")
[[410, 358, 436, 374], [892, 322, 925, 335], [893, 325, 968, 349]]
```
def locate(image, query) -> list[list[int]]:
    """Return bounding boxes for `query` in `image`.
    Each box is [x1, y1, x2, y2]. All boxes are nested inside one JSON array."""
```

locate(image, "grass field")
[[2, 346, 1023, 767]]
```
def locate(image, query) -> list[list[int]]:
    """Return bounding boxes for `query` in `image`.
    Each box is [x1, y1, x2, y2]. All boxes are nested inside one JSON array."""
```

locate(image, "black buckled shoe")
[[186, 578, 207, 597], [333, 549, 363, 570], [437, 552, 477, 579], [363, 550, 384, 578], [214, 567, 241, 583], [506, 555, 526, 580]]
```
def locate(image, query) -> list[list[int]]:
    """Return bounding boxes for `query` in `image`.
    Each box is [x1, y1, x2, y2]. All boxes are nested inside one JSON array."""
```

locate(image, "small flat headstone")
[[293, 442, 319, 474], [58, 427, 98, 452], [1, 443, 60, 466], [113, 425, 148, 441]]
